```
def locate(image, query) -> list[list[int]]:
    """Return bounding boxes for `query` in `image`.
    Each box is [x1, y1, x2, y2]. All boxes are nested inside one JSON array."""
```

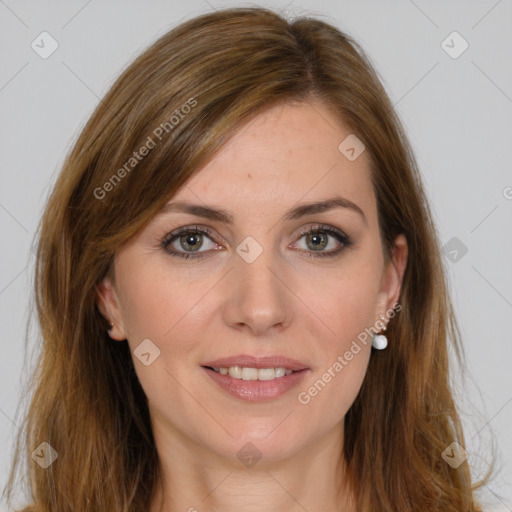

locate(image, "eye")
[[161, 225, 223, 259], [291, 224, 353, 258], [160, 223, 353, 261]]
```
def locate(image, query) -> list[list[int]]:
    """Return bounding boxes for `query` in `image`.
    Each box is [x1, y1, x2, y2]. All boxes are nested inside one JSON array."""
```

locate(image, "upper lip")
[[202, 354, 309, 371]]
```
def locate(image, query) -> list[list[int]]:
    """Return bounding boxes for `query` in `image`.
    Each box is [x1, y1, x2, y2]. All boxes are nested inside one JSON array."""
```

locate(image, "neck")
[[148, 421, 356, 512]]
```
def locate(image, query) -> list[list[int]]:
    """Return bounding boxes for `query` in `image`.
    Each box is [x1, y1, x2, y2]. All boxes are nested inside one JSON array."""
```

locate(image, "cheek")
[[296, 272, 375, 420], [113, 262, 213, 415], [116, 275, 169, 342], [115, 255, 214, 344], [301, 258, 383, 348], [292, 256, 380, 414]]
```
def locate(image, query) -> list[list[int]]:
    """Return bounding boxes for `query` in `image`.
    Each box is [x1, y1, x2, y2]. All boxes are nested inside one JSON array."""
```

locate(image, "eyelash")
[[160, 224, 354, 260]]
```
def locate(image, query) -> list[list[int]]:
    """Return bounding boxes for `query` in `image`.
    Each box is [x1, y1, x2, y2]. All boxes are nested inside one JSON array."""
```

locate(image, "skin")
[[97, 99, 408, 512]]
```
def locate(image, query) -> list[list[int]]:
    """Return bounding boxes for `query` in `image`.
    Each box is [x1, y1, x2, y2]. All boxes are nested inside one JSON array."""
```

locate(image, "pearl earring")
[[108, 322, 114, 332], [372, 314, 388, 350]]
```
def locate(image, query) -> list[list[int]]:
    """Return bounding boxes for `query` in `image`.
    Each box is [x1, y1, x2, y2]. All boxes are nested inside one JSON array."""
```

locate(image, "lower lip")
[[202, 367, 309, 402]]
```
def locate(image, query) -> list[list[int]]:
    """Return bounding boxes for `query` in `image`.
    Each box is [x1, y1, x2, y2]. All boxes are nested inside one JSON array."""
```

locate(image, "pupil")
[[182, 233, 202, 251], [308, 232, 327, 250]]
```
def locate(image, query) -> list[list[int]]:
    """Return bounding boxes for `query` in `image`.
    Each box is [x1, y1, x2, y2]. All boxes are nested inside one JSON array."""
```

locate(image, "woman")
[[4, 7, 484, 511]]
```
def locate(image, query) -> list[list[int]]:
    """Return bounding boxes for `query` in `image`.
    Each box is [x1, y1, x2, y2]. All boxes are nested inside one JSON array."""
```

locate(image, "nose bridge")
[[222, 234, 291, 334]]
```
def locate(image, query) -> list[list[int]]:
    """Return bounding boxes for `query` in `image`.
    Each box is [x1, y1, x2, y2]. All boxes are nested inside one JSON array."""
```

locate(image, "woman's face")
[[98, 99, 407, 466]]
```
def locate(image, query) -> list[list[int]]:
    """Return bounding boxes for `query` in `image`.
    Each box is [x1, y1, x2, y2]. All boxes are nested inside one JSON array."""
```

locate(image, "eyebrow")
[[159, 196, 367, 225]]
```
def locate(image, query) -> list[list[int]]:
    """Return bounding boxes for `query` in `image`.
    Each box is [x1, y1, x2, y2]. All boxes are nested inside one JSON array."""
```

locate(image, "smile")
[[208, 366, 295, 381]]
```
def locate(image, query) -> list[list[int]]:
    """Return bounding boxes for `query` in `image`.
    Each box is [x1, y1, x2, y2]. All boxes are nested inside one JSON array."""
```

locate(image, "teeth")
[[228, 366, 242, 379], [212, 366, 296, 380], [257, 368, 276, 381]]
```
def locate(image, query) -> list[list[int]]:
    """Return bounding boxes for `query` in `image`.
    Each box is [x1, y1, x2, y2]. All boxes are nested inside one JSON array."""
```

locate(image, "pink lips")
[[201, 354, 310, 402]]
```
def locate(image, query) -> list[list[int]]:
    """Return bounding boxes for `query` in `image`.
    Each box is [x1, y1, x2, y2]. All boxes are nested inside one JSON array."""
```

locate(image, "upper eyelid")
[[162, 225, 219, 242]]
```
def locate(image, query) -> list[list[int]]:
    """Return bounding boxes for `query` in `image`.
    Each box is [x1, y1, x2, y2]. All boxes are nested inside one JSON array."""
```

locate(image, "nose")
[[221, 243, 292, 337]]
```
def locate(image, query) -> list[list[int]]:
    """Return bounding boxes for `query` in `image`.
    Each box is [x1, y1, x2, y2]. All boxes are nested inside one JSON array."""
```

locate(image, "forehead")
[[173, 100, 375, 221]]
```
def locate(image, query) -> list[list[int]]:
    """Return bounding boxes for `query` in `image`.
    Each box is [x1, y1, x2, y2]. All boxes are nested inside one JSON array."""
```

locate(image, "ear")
[[375, 233, 408, 323], [96, 273, 127, 341]]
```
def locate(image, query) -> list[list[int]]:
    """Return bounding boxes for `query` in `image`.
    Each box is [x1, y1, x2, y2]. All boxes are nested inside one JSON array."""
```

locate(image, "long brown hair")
[[4, 7, 485, 511]]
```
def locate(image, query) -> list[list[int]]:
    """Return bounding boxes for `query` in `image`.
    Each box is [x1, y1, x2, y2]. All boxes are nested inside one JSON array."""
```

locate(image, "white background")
[[1, 0, 511, 510]]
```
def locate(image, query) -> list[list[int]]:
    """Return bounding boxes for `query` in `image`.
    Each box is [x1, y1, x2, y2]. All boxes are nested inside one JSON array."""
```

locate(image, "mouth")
[[201, 355, 310, 401]]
